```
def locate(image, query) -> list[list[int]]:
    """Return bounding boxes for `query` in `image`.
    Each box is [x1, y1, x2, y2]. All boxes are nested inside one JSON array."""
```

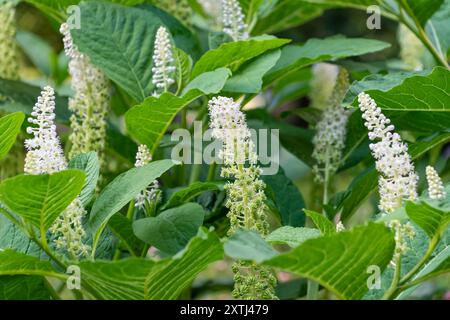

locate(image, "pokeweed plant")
[[0, 0, 449, 301]]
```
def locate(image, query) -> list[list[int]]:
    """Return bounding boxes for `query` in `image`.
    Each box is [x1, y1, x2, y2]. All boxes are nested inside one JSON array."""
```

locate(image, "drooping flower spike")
[[221, 0, 249, 41], [152, 26, 176, 97], [60, 23, 110, 168], [358, 92, 418, 213], [25, 86, 90, 258], [208, 96, 277, 300], [134, 145, 160, 211], [426, 166, 446, 200]]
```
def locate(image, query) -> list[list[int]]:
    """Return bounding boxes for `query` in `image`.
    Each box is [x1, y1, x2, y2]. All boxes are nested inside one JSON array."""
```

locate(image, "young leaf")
[[132, 203, 205, 255], [266, 226, 321, 247], [79, 228, 223, 300], [0, 112, 24, 161], [162, 182, 221, 210], [264, 222, 395, 300], [68, 152, 100, 207], [0, 170, 85, 234], [304, 210, 336, 235], [89, 160, 176, 254]]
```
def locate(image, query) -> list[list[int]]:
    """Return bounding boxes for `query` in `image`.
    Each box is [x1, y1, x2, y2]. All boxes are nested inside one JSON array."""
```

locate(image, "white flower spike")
[[152, 26, 176, 97], [0, 2, 19, 80], [358, 92, 418, 213], [426, 166, 446, 200], [221, 0, 248, 41], [134, 145, 160, 210]]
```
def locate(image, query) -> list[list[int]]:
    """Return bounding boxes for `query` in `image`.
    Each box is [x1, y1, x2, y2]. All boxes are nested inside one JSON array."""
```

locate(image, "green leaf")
[[16, 31, 54, 76], [264, 223, 395, 300], [89, 160, 176, 253], [406, 0, 444, 26], [428, 0, 450, 59], [0, 79, 70, 121], [68, 152, 100, 207], [208, 31, 233, 50], [252, 0, 325, 34], [126, 68, 230, 153], [71, 1, 164, 102], [262, 168, 306, 227], [267, 226, 321, 247], [162, 182, 221, 210], [0, 112, 24, 161], [0, 170, 85, 235], [304, 210, 336, 235], [264, 37, 390, 87], [0, 250, 62, 279], [132, 203, 205, 255], [406, 201, 450, 239], [224, 229, 278, 263], [174, 49, 193, 94], [79, 228, 223, 300], [224, 49, 281, 93], [191, 36, 290, 78], [0, 276, 51, 300], [108, 213, 144, 257]]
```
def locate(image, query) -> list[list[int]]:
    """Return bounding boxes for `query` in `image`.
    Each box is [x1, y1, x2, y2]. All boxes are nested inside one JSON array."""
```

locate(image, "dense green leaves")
[[126, 68, 230, 153], [0, 112, 24, 161], [89, 160, 176, 253], [133, 203, 205, 255], [0, 250, 63, 279], [0, 170, 85, 235], [68, 152, 100, 207], [265, 223, 395, 299], [79, 228, 223, 299], [0, 276, 51, 300]]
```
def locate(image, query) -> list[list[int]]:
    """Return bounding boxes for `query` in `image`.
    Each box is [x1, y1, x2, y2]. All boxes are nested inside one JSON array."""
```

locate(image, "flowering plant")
[[0, 0, 449, 301]]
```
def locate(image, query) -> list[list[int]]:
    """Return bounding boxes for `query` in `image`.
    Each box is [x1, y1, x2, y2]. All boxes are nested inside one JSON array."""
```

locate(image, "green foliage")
[[0, 112, 24, 160], [68, 152, 100, 207]]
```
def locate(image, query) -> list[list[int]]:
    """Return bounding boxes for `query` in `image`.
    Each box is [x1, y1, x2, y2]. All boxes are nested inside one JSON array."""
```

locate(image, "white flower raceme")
[[209, 96, 277, 300], [398, 25, 424, 71], [221, 0, 248, 41], [152, 26, 176, 97], [25, 86, 90, 258], [312, 68, 351, 184], [426, 166, 446, 200], [389, 220, 416, 265], [309, 63, 340, 110], [60, 23, 110, 167], [358, 92, 418, 213], [134, 145, 160, 210], [0, 2, 19, 80]]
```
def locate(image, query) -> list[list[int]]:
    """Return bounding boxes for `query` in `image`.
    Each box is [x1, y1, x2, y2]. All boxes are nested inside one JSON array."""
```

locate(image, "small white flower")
[[221, 0, 248, 41], [336, 221, 345, 232], [208, 96, 257, 166], [60, 23, 110, 165], [312, 68, 351, 183], [358, 92, 418, 213], [152, 26, 176, 96], [24, 86, 67, 175], [426, 166, 446, 200], [134, 145, 160, 210]]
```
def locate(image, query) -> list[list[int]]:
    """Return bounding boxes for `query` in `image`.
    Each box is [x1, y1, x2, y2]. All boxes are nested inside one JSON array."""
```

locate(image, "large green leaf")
[[0, 276, 51, 300], [89, 160, 176, 254], [126, 68, 230, 153], [265, 222, 395, 300], [428, 0, 450, 58], [223, 49, 281, 93], [262, 168, 306, 227], [224, 229, 278, 263], [406, 201, 450, 239], [68, 152, 100, 207], [108, 213, 145, 257], [79, 228, 223, 300], [0, 170, 85, 237], [0, 79, 69, 121], [266, 226, 321, 247], [191, 36, 290, 78], [264, 37, 390, 87], [132, 203, 205, 255], [0, 112, 24, 161], [71, 1, 164, 102], [16, 31, 53, 77], [0, 250, 62, 279], [252, 0, 326, 34], [406, 0, 444, 26]]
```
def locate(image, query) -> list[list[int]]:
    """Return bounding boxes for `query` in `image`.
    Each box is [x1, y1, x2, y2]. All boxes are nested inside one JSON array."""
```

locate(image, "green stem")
[[189, 164, 202, 184], [126, 201, 135, 220], [382, 254, 402, 300], [207, 162, 217, 181]]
